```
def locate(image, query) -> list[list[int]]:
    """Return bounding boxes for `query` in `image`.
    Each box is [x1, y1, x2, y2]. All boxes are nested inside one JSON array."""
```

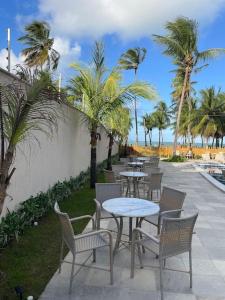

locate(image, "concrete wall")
[[0, 68, 118, 216]]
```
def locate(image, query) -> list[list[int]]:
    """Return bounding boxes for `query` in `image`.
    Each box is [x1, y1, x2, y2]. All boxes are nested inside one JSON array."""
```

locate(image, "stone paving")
[[40, 162, 225, 300]]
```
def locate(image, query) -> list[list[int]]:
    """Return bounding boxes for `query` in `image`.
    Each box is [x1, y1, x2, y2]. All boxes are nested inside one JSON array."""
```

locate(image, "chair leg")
[[93, 249, 96, 263], [59, 240, 64, 273], [109, 244, 113, 285], [69, 255, 75, 294], [130, 240, 135, 278], [159, 257, 164, 300], [189, 250, 192, 288]]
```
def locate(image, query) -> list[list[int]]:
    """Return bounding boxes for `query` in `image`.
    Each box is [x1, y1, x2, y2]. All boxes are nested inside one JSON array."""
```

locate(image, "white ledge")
[[193, 163, 225, 193]]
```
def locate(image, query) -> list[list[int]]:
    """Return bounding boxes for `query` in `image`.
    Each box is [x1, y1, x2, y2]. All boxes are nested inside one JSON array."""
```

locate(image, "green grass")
[[0, 173, 105, 300]]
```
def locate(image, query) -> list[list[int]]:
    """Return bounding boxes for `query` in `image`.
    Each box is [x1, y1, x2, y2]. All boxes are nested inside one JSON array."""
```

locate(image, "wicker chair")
[[54, 202, 113, 294], [142, 172, 163, 201], [120, 157, 128, 164], [141, 186, 186, 234], [143, 166, 161, 177], [131, 213, 198, 300], [94, 183, 122, 229], [104, 168, 127, 193]]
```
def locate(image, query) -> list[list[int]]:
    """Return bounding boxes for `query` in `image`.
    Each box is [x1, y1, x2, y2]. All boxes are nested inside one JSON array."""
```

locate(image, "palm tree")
[[104, 107, 131, 170], [0, 68, 63, 215], [69, 42, 156, 188], [154, 17, 225, 155], [119, 47, 147, 145], [145, 114, 156, 146], [18, 21, 60, 70], [193, 87, 225, 147], [140, 114, 149, 146], [152, 101, 170, 147]]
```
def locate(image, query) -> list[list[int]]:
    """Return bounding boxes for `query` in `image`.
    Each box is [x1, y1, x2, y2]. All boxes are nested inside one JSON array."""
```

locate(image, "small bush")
[[0, 155, 118, 248], [165, 155, 187, 162]]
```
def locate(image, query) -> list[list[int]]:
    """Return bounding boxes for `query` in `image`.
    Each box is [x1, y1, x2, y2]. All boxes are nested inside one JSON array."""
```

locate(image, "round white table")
[[103, 197, 159, 253], [127, 161, 143, 171], [137, 157, 150, 162], [120, 171, 147, 197], [128, 162, 143, 167]]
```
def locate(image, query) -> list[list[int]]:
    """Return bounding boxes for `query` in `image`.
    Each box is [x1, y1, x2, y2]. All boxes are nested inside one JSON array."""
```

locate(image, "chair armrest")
[[70, 215, 95, 229], [132, 227, 159, 244], [75, 229, 113, 245], [158, 209, 183, 227], [159, 209, 183, 218]]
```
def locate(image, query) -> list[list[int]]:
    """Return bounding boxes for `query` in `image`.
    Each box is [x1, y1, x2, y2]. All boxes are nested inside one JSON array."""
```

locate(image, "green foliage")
[[0, 156, 115, 249], [165, 155, 187, 162], [18, 21, 60, 70]]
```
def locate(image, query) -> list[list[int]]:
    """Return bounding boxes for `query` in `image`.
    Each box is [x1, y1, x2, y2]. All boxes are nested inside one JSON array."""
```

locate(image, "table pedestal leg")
[[129, 217, 133, 242]]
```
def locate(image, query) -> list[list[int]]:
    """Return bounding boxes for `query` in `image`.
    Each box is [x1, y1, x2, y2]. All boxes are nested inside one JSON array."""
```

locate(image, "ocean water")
[[128, 141, 203, 147]]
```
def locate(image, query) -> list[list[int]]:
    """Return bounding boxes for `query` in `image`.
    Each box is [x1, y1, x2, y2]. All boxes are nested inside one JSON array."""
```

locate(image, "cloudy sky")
[[1, 0, 225, 143]]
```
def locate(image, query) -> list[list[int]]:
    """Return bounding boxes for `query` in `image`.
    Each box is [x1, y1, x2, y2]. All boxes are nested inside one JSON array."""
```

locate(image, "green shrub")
[[0, 155, 118, 249], [165, 155, 187, 162]]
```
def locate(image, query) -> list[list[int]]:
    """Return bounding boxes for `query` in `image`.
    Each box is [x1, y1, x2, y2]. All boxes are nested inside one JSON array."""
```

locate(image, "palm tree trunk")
[[161, 130, 163, 145], [173, 66, 190, 156], [149, 130, 152, 146], [221, 137, 223, 148], [134, 98, 138, 145], [144, 131, 147, 146], [124, 138, 128, 156], [90, 129, 97, 189], [212, 137, 215, 148], [201, 135, 203, 148], [107, 134, 114, 170], [134, 69, 139, 145], [158, 129, 161, 148], [0, 146, 15, 215]]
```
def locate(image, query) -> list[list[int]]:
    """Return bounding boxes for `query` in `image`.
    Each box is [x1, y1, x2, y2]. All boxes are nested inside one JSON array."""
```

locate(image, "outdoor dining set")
[[54, 156, 198, 300]]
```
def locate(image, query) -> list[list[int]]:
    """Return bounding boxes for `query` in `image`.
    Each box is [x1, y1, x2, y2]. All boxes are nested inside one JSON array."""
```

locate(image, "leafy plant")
[[165, 155, 187, 162], [0, 156, 117, 248]]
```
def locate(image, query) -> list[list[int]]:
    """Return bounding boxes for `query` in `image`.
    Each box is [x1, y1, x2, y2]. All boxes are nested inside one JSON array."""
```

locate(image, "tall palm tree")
[[193, 87, 225, 147], [154, 17, 225, 155], [145, 114, 156, 146], [152, 101, 170, 147], [141, 114, 149, 146], [119, 47, 147, 145], [0, 68, 63, 215], [18, 21, 60, 70], [104, 107, 131, 170], [69, 42, 156, 188]]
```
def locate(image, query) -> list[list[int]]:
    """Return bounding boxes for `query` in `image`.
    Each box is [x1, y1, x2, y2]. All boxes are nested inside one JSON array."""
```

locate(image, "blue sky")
[[1, 0, 225, 143]]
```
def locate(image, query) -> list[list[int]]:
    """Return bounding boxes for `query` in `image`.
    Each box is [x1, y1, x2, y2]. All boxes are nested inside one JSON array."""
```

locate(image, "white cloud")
[[52, 37, 81, 76], [38, 0, 225, 40], [0, 49, 24, 73]]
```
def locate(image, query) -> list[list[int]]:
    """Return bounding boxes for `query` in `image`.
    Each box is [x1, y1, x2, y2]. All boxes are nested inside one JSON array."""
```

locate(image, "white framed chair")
[[131, 213, 198, 300], [54, 202, 113, 294]]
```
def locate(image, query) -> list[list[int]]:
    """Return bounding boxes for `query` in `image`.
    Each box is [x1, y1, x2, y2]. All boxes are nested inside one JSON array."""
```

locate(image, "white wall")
[[0, 69, 118, 216]]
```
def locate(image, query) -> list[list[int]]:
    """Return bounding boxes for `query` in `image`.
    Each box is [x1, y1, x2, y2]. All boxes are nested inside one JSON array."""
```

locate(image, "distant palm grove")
[[0, 16, 225, 213]]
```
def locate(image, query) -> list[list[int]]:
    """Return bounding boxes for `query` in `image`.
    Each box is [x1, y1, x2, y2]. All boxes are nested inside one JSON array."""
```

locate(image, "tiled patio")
[[40, 162, 225, 300]]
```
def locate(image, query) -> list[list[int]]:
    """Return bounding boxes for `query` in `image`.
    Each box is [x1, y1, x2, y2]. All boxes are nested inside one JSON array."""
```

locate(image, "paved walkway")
[[40, 162, 225, 300]]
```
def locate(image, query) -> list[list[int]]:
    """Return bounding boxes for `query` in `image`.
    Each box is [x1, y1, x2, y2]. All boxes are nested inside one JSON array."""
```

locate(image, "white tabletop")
[[128, 162, 143, 166], [137, 157, 150, 161], [102, 197, 159, 217], [119, 171, 147, 178]]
